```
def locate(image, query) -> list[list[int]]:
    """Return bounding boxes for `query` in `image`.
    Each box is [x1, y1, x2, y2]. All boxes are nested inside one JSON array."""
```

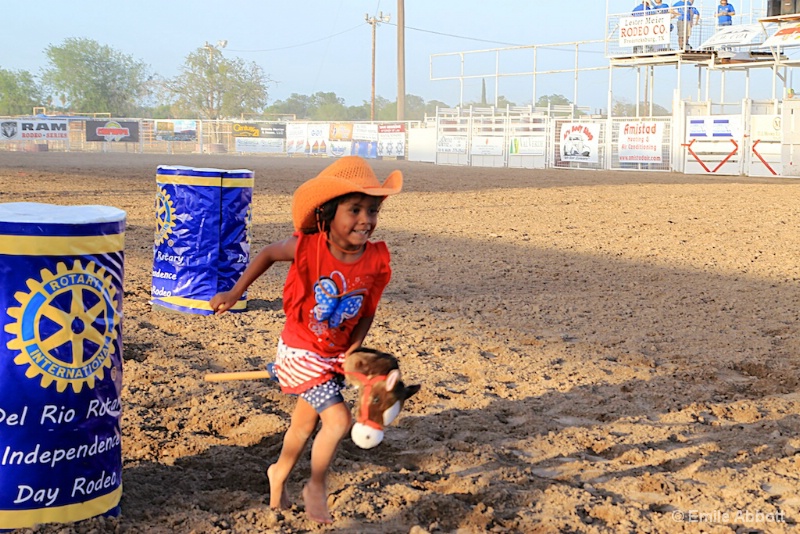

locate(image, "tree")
[[166, 45, 270, 121], [0, 69, 45, 115], [425, 99, 451, 116], [403, 94, 427, 120], [612, 97, 670, 117], [266, 93, 314, 119], [535, 94, 573, 108], [495, 95, 517, 109], [308, 92, 348, 120], [41, 38, 151, 115]]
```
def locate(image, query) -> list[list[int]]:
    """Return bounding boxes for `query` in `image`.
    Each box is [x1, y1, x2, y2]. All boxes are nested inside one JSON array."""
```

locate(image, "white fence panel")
[[508, 108, 548, 169]]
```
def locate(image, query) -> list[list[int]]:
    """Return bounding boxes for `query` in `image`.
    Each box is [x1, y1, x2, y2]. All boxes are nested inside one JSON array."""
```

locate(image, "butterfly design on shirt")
[[313, 271, 366, 328]]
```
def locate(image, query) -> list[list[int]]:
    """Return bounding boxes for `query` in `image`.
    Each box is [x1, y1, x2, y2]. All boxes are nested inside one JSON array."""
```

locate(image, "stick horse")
[[343, 348, 420, 449], [204, 348, 420, 449]]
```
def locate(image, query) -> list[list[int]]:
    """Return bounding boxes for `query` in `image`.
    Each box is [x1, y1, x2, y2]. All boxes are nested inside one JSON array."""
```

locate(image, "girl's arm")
[[345, 316, 374, 356], [210, 235, 297, 314]]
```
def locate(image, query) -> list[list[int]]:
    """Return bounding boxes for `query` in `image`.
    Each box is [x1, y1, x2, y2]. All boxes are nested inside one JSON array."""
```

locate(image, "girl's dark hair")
[[303, 192, 367, 235]]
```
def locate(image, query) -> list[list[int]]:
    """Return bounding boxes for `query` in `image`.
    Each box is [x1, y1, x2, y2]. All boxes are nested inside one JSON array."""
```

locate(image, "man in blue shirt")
[[632, 0, 651, 15], [716, 0, 735, 26], [672, 0, 700, 49], [632, 1, 652, 53], [651, 0, 675, 50]]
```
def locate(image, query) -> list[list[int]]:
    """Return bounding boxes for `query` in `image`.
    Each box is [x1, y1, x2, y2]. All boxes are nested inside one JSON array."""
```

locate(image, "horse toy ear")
[[385, 369, 401, 391], [405, 383, 421, 399]]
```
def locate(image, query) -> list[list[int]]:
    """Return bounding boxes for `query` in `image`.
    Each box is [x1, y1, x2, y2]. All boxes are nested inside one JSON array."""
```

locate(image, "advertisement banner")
[[619, 14, 671, 47], [378, 123, 405, 134], [328, 140, 353, 157], [378, 124, 405, 157], [749, 115, 781, 142], [351, 140, 377, 159], [231, 123, 285, 139], [232, 123, 262, 138], [260, 123, 286, 138], [618, 121, 664, 163], [154, 120, 196, 142], [86, 121, 140, 143], [470, 136, 504, 156], [560, 123, 599, 163], [352, 123, 378, 141], [305, 123, 330, 155], [687, 116, 742, 141], [286, 123, 308, 154], [437, 135, 468, 154], [509, 136, 546, 156], [763, 23, 800, 48], [235, 137, 284, 153], [329, 123, 354, 141], [0, 119, 68, 141], [700, 24, 764, 49]]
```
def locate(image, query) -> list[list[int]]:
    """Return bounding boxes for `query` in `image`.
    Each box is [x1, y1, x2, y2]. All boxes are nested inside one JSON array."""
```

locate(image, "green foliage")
[[41, 38, 151, 115], [535, 93, 573, 108], [495, 95, 517, 108], [612, 97, 670, 117], [165, 46, 270, 120], [0, 68, 44, 115]]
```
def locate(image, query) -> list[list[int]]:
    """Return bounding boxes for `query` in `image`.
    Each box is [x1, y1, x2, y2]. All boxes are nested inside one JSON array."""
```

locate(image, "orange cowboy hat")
[[291, 155, 403, 231]]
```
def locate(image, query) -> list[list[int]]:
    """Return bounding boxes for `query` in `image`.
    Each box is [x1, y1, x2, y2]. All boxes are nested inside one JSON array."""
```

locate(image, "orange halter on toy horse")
[[342, 348, 420, 449]]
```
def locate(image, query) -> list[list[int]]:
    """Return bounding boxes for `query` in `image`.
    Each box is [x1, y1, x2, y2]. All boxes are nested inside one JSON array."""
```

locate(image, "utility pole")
[[397, 0, 405, 120], [365, 12, 390, 121], [203, 40, 228, 63]]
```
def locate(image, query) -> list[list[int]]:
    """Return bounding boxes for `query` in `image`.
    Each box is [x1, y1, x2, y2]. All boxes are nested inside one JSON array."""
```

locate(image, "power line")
[[226, 24, 364, 53], [391, 22, 526, 47], [228, 20, 605, 56]]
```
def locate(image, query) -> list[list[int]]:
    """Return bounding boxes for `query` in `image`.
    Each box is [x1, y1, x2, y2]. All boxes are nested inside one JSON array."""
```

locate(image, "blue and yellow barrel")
[[152, 166, 253, 315], [0, 202, 125, 530]]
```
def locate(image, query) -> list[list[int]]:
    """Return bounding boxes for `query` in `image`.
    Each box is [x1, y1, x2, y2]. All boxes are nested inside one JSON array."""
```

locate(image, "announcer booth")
[[606, 0, 800, 177]]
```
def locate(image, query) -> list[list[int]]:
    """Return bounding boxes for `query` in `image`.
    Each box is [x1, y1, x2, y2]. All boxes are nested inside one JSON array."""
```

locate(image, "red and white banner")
[[619, 14, 671, 47], [618, 121, 664, 163], [560, 123, 599, 163]]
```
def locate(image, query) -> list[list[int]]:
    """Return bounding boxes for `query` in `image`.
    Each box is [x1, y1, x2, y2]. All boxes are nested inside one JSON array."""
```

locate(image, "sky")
[[0, 0, 784, 113]]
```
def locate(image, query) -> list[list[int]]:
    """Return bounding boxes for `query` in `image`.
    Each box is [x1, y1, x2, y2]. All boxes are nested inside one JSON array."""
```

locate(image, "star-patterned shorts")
[[300, 375, 345, 413]]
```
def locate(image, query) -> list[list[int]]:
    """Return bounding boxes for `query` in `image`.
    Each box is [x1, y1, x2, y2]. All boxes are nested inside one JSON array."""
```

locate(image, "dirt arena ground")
[[2, 152, 800, 533]]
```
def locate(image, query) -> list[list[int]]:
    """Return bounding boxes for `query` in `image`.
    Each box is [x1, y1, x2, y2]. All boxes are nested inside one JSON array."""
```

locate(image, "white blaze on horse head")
[[344, 349, 420, 449]]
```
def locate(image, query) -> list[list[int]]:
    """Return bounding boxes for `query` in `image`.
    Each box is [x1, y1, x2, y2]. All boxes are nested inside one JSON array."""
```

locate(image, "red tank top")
[[280, 231, 391, 357]]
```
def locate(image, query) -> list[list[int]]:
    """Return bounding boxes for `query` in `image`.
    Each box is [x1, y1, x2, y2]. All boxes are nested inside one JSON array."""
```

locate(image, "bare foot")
[[302, 482, 332, 524], [266, 464, 291, 510]]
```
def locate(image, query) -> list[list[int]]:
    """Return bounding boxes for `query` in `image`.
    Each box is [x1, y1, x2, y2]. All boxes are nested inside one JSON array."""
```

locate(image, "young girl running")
[[209, 156, 402, 524]]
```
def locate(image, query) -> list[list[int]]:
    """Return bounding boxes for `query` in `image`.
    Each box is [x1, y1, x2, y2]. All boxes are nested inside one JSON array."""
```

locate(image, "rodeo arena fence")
[[2, 3, 800, 178], [0, 102, 791, 177]]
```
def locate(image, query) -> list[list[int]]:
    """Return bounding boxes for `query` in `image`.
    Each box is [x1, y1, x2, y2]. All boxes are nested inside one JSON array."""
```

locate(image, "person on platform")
[[632, 1, 652, 53], [651, 0, 676, 50], [632, 0, 651, 15], [672, 0, 700, 50], [716, 0, 735, 26]]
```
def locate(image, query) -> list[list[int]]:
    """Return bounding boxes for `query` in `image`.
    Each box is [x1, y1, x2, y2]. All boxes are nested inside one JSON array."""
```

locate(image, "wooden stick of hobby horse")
[[204, 370, 274, 382]]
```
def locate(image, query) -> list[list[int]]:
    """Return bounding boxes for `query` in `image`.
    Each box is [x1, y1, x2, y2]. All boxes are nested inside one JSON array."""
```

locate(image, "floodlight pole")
[[366, 12, 390, 121]]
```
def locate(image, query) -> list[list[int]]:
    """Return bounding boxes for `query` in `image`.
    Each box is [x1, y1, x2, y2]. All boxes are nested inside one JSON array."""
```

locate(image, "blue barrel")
[[152, 166, 253, 315], [0, 202, 125, 529]]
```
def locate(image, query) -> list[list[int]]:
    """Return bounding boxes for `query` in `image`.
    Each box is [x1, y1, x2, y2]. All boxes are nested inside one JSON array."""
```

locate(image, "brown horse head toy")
[[343, 348, 420, 449]]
